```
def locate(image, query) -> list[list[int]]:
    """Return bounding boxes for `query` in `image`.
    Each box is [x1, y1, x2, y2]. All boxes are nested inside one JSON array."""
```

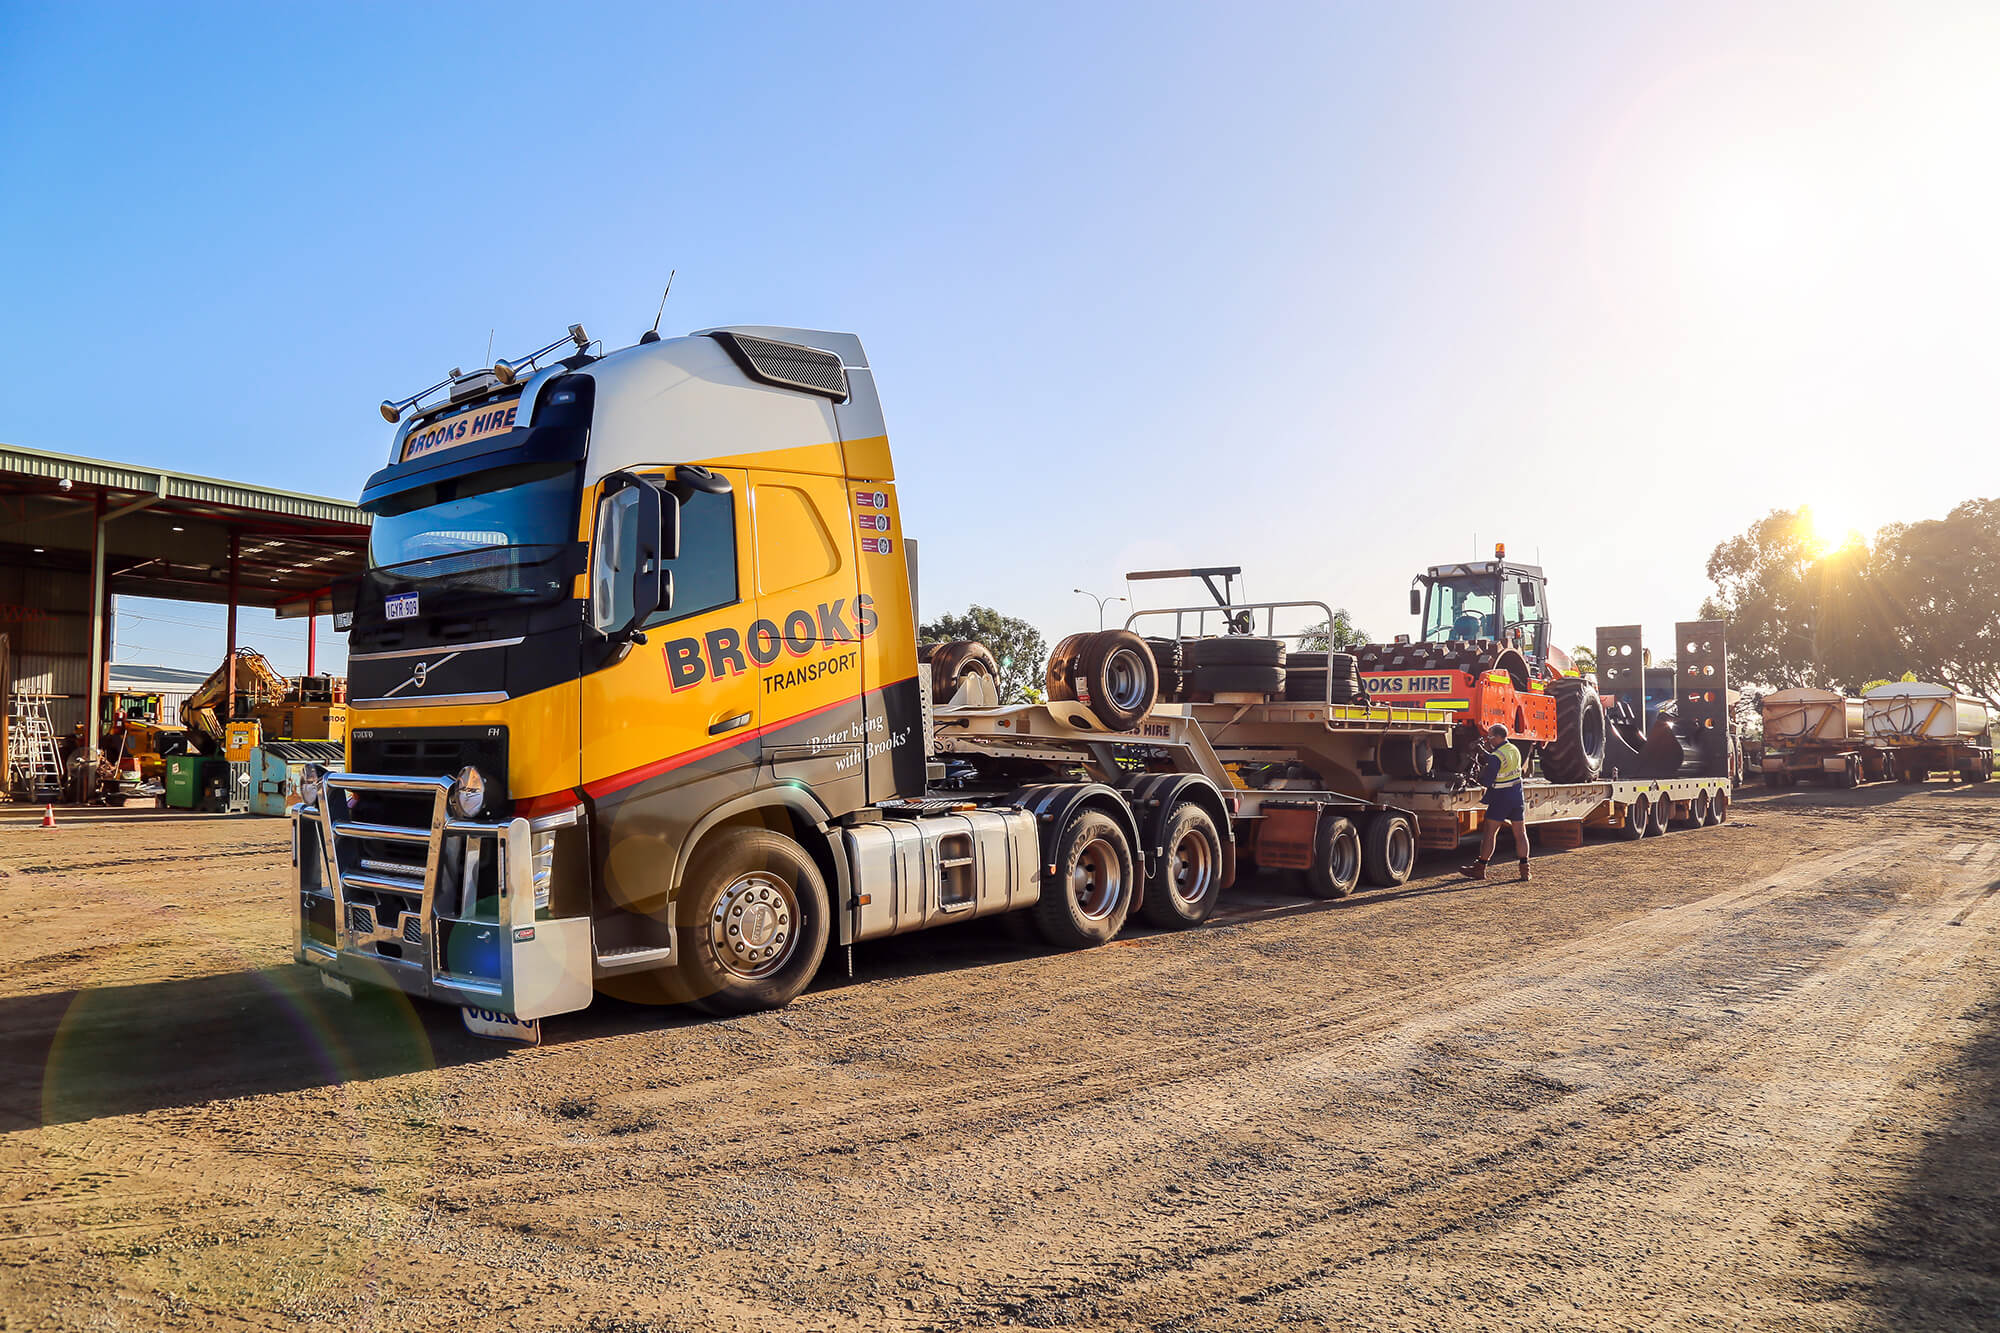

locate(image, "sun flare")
[[1801, 501, 1866, 556]]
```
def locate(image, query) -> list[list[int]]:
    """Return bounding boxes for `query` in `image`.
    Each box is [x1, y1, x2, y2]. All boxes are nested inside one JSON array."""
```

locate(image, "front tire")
[[672, 828, 831, 1016], [1543, 677, 1607, 783], [1033, 810, 1135, 947], [1139, 802, 1225, 929]]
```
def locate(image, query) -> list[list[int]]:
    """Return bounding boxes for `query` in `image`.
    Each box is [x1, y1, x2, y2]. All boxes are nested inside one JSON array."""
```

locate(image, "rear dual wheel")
[[1361, 814, 1416, 887], [1305, 816, 1363, 899], [1034, 810, 1136, 947], [1139, 802, 1225, 929]]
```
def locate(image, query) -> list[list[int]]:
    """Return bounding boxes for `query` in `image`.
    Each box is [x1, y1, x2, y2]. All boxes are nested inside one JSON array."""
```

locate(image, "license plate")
[[385, 593, 419, 621], [462, 1006, 541, 1046], [319, 971, 353, 999]]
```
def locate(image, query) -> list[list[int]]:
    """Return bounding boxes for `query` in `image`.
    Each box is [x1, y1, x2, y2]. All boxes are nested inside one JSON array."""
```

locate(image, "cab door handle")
[[709, 712, 752, 736]]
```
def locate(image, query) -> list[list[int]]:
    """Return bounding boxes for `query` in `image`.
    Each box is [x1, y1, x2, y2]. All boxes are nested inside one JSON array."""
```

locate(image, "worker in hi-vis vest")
[[1460, 723, 1530, 882]]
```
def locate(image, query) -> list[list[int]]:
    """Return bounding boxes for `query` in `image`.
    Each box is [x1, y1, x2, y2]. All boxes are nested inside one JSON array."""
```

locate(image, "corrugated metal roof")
[[0, 442, 370, 526]]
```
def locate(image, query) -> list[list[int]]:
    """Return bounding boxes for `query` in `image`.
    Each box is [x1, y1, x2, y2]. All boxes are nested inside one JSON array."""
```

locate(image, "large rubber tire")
[[1190, 664, 1285, 696], [1043, 633, 1089, 702], [1139, 802, 1225, 929], [1033, 809, 1135, 947], [1067, 629, 1158, 730], [1618, 795, 1649, 841], [671, 828, 831, 1016], [1543, 677, 1607, 783], [1377, 734, 1435, 780], [1361, 813, 1416, 887], [1305, 816, 1363, 899], [928, 640, 999, 697], [1188, 636, 1286, 668], [1647, 792, 1670, 836], [1690, 788, 1713, 827], [1283, 652, 1364, 703]]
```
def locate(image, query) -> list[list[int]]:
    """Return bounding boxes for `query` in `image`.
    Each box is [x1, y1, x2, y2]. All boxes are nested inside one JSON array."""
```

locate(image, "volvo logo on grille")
[[384, 650, 459, 698]]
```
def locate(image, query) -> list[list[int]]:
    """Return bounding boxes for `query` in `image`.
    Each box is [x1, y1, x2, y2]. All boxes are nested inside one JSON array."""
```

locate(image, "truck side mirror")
[[591, 473, 671, 635], [1409, 587, 1422, 616]]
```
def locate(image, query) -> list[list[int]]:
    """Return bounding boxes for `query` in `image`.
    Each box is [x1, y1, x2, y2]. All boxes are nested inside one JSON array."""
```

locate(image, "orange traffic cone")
[[40, 804, 56, 828]]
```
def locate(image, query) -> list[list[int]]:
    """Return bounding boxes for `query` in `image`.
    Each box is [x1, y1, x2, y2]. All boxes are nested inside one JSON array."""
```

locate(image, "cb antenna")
[[642, 271, 675, 344]]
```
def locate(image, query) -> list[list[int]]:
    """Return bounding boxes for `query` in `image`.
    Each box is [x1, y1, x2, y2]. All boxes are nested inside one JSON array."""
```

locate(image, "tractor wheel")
[[1542, 677, 1607, 783]]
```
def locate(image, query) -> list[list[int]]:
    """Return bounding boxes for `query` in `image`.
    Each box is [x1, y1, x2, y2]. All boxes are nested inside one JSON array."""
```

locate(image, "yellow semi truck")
[[293, 324, 1249, 1040]]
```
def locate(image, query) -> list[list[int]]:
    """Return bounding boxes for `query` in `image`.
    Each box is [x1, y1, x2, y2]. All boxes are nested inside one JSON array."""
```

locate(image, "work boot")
[[1518, 859, 1532, 882], [1458, 859, 1488, 881]]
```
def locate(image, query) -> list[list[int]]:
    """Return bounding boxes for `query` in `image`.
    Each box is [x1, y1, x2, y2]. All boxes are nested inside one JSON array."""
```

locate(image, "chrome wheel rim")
[[1102, 647, 1152, 712], [708, 872, 797, 980], [1071, 836, 1126, 920], [1168, 826, 1215, 909]]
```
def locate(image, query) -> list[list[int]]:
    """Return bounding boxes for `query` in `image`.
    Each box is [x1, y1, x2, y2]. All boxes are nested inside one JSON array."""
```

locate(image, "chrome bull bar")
[[290, 771, 593, 1019]]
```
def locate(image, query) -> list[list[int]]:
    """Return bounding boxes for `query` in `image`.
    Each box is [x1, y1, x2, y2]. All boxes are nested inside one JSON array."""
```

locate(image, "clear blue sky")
[[5, 2, 1996, 675]]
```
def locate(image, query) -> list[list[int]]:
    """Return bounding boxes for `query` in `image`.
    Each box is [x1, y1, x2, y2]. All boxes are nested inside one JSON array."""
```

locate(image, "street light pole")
[[1074, 587, 1126, 632]]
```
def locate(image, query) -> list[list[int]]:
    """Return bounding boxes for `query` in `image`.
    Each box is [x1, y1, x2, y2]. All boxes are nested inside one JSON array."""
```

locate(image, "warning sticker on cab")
[[1361, 673, 1460, 695], [402, 394, 523, 462]]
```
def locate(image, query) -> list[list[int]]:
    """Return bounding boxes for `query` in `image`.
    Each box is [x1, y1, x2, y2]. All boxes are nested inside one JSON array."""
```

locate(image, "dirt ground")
[[0, 782, 1996, 1332]]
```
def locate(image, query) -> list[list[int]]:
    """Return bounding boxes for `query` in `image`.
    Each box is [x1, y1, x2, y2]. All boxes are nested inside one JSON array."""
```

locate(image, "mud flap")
[[462, 1006, 542, 1045]]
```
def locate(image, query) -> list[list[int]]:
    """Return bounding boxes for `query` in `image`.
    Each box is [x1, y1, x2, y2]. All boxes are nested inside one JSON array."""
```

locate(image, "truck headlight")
[[449, 766, 488, 819], [299, 764, 325, 805]]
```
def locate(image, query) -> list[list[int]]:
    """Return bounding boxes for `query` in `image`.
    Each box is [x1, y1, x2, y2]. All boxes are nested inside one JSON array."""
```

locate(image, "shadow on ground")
[[1856, 982, 2000, 1327]]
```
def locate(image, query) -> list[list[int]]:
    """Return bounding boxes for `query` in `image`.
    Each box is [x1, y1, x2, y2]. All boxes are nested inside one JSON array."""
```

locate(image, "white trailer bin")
[[1863, 682, 1993, 782], [1759, 689, 1884, 787]]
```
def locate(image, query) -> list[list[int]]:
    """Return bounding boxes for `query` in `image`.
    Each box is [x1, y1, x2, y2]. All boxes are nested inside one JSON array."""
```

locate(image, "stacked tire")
[[1144, 637, 1188, 703], [1186, 636, 1286, 699], [924, 640, 1000, 698], [1046, 629, 1160, 730], [1283, 651, 1365, 703]]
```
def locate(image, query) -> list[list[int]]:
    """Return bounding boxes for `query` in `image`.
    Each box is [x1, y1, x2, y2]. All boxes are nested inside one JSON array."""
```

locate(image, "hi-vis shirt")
[[1481, 741, 1525, 791]]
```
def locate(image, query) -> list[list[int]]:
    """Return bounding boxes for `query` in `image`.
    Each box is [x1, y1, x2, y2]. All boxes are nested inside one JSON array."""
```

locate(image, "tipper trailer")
[[1758, 688, 1889, 788], [1862, 683, 1993, 783]]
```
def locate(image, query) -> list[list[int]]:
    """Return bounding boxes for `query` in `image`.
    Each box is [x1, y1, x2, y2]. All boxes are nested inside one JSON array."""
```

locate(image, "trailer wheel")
[[1033, 809, 1135, 947], [1647, 793, 1671, 836], [1189, 664, 1286, 697], [1043, 633, 1088, 702], [672, 828, 831, 1016], [1690, 788, 1713, 827], [1542, 678, 1607, 783], [1069, 630, 1159, 730], [1139, 802, 1224, 929], [1189, 636, 1286, 668], [1305, 816, 1363, 899], [1361, 814, 1416, 887], [1377, 735, 1435, 780], [1618, 795, 1650, 841], [928, 640, 999, 698], [1712, 789, 1730, 823]]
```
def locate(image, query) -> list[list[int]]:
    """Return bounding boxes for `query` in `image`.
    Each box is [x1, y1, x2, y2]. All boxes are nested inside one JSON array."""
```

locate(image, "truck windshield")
[[1423, 577, 1499, 642], [366, 461, 579, 599]]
